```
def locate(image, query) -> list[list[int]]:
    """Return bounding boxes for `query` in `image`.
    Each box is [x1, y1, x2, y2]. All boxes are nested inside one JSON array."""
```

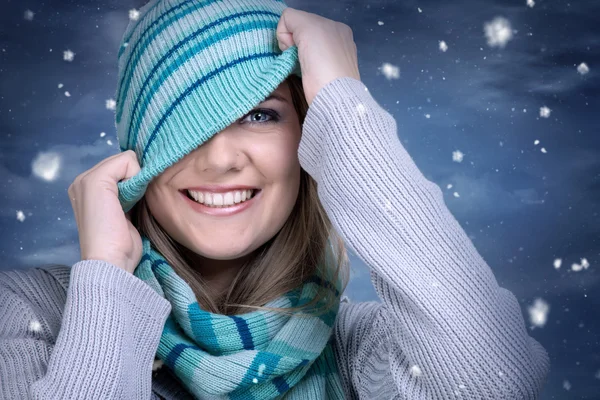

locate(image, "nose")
[[193, 128, 244, 174]]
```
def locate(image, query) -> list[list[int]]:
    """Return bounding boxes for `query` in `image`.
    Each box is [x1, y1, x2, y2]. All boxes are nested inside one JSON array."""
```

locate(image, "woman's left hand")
[[276, 7, 361, 107]]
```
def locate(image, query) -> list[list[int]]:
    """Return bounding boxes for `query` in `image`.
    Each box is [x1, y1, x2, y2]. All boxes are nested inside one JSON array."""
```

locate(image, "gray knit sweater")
[[0, 77, 550, 399]]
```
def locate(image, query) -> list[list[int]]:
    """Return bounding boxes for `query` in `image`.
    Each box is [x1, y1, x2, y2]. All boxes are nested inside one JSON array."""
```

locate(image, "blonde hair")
[[130, 74, 350, 316]]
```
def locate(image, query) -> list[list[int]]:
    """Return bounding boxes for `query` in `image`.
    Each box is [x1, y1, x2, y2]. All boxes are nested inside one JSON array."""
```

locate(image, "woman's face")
[[144, 80, 302, 262]]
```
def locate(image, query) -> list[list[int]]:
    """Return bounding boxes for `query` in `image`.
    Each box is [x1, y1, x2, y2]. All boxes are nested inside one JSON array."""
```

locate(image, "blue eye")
[[240, 108, 280, 125]]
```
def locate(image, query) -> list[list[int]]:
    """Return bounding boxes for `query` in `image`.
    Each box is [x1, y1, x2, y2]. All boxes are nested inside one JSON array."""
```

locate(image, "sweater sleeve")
[[298, 76, 551, 399], [0, 260, 172, 399]]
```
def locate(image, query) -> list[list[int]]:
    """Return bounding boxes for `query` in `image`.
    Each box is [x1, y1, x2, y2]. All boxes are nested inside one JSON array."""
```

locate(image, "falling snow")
[[577, 62, 589, 75], [29, 319, 42, 333], [106, 98, 117, 110], [380, 62, 400, 80], [571, 258, 590, 272], [539, 106, 551, 118], [31, 151, 62, 182], [63, 49, 75, 62], [484, 17, 513, 48], [526, 0, 535, 8], [129, 9, 140, 21], [24, 9, 35, 21], [452, 150, 464, 163], [528, 298, 549, 328], [439, 40, 448, 52], [152, 358, 164, 371], [409, 364, 422, 377], [16, 210, 25, 222], [355, 103, 367, 117], [553, 258, 562, 269]]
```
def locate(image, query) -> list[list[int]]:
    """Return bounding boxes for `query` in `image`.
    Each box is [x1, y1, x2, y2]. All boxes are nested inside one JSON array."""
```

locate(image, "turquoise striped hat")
[[114, 0, 302, 213]]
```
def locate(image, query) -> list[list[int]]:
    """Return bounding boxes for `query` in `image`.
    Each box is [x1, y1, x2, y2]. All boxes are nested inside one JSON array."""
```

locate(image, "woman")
[[0, 0, 550, 399]]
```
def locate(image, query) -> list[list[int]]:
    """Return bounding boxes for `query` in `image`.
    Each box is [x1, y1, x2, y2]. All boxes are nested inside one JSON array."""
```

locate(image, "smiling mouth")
[[181, 188, 261, 207]]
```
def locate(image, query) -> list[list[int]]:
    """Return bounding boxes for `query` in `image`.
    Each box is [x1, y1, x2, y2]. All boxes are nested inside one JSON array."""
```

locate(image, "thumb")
[[276, 8, 297, 51]]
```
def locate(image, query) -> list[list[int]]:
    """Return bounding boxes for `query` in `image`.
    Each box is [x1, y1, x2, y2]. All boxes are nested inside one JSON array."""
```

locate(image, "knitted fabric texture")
[[114, 0, 302, 212], [134, 236, 345, 399]]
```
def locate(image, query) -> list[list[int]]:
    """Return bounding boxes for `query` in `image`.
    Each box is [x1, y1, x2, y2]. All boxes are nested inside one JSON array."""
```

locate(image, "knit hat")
[[114, 0, 302, 213]]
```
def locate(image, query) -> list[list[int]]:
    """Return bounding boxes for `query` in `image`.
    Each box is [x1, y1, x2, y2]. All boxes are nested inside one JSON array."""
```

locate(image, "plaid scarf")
[[133, 236, 345, 399]]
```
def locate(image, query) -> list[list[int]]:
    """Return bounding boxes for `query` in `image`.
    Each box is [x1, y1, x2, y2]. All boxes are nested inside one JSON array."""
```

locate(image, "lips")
[[180, 186, 261, 216], [180, 188, 261, 201], [183, 185, 260, 193]]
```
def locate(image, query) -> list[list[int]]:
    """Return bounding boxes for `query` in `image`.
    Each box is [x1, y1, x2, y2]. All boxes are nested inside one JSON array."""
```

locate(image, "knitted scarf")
[[133, 236, 345, 399]]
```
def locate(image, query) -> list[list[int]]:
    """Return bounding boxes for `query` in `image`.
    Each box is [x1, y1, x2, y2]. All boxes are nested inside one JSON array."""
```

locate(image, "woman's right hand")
[[68, 150, 143, 274]]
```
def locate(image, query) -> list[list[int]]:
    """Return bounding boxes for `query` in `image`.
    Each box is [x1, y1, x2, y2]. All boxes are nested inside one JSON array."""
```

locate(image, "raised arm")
[[298, 76, 551, 399]]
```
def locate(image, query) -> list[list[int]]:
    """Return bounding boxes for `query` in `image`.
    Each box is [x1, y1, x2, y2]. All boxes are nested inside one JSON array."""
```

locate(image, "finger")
[[276, 8, 297, 50], [86, 150, 141, 188], [79, 150, 137, 182]]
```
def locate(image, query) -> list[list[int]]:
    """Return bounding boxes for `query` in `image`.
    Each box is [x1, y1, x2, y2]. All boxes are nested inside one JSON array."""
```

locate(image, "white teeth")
[[187, 189, 255, 207]]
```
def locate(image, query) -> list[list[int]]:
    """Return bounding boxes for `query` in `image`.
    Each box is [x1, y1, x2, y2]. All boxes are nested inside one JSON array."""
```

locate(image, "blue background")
[[1, 0, 598, 398]]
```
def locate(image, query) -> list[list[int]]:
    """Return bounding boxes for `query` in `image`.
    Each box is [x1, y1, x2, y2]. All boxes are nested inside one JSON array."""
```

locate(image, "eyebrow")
[[261, 93, 289, 104]]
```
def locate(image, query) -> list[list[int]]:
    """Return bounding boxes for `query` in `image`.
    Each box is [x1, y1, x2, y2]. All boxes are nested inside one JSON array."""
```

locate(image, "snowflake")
[[528, 298, 549, 328], [539, 106, 551, 118], [577, 62, 589, 75], [32, 151, 61, 182], [484, 17, 513, 48], [24, 9, 35, 21], [439, 40, 448, 52], [553, 258, 562, 269], [29, 319, 42, 332], [152, 358, 164, 371], [129, 9, 140, 21], [452, 150, 464, 163], [571, 258, 590, 272], [526, 0, 535, 8], [409, 364, 422, 377], [63, 49, 75, 62], [106, 98, 117, 111], [355, 103, 367, 117], [16, 210, 26, 222], [380, 62, 400, 80]]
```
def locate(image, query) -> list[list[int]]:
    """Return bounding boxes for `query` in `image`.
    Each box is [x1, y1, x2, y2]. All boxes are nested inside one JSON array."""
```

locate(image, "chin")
[[188, 238, 259, 260]]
